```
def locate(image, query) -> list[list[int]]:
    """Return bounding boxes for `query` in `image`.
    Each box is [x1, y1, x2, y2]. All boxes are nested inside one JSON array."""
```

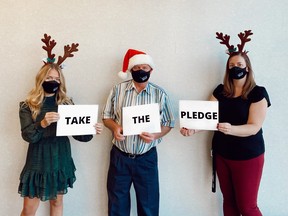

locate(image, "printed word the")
[[132, 115, 150, 124]]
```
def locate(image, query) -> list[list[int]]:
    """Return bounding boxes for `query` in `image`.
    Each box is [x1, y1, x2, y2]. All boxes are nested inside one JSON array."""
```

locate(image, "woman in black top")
[[181, 30, 271, 216]]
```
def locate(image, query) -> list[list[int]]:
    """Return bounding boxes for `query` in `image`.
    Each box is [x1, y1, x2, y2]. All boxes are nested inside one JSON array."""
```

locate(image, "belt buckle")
[[128, 153, 136, 159]]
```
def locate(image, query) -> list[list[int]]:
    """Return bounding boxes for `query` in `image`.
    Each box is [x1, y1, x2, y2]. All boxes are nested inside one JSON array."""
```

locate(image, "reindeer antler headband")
[[41, 33, 79, 67], [216, 30, 253, 55]]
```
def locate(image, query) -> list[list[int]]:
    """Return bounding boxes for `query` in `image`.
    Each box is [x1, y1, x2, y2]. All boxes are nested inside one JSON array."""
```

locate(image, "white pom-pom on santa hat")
[[118, 49, 154, 79], [118, 70, 128, 79]]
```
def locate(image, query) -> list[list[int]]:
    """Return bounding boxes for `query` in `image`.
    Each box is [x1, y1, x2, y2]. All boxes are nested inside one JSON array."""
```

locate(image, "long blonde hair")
[[223, 52, 256, 99], [25, 64, 72, 120]]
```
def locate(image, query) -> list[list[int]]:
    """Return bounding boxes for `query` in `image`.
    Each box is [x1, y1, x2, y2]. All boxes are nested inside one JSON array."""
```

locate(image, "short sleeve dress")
[[18, 95, 92, 201]]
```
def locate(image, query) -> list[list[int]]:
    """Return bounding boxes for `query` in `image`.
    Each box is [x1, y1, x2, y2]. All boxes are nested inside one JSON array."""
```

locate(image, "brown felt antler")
[[216, 30, 253, 55], [57, 43, 79, 66], [41, 33, 79, 66], [41, 34, 56, 63], [216, 32, 235, 53], [237, 30, 253, 53]]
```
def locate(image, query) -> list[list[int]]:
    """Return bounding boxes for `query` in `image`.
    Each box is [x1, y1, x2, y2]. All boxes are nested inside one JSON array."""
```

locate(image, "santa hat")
[[118, 49, 155, 79]]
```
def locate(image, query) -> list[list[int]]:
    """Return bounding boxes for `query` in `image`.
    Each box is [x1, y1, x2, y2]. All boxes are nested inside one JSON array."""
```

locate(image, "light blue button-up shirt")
[[102, 80, 175, 154]]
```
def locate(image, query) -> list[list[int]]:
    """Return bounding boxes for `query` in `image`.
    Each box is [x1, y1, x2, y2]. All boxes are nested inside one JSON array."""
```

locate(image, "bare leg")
[[49, 195, 63, 216], [20, 197, 40, 216]]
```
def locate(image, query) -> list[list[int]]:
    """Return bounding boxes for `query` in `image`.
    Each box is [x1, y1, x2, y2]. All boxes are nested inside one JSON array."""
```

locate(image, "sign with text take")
[[122, 103, 161, 136], [179, 100, 218, 131], [56, 105, 98, 136]]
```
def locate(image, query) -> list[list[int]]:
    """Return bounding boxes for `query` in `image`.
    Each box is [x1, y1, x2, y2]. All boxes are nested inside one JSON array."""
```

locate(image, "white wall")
[[0, 1, 287, 215]]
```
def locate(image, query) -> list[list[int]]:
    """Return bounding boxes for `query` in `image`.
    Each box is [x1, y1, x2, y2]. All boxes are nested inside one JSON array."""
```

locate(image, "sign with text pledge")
[[179, 100, 218, 131], [56, 105, 98, 136], [122, 103, 161, 136]]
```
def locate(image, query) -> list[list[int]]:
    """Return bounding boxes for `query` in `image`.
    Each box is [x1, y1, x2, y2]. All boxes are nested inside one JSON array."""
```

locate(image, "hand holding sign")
[[139, 132, 157, 143], [217, 122, 232, 135], [41, 112, 60, 128], [94, 123, 104, 135]]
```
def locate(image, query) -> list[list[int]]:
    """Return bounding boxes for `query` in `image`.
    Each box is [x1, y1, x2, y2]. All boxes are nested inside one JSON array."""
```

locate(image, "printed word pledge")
[[180, 111, 217, 120]]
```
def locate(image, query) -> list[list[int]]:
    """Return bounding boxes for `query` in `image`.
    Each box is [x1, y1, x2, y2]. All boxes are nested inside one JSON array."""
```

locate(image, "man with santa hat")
[[102, 49, 175, 216]]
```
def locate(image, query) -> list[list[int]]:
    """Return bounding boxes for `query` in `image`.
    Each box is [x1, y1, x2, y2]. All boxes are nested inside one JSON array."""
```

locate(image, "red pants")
[[216, 154, 264, 216]]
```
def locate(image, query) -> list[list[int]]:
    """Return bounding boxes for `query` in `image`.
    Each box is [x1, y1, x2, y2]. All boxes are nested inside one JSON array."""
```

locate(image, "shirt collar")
[[126, 80, 151, 94]]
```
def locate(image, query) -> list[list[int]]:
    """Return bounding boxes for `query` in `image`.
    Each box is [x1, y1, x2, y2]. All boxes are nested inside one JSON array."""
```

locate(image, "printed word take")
[[65, 116, 91, 125]]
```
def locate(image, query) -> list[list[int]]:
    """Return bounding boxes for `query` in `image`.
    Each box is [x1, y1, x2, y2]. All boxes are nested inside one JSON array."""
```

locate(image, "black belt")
[[113, 145, 154, 159]]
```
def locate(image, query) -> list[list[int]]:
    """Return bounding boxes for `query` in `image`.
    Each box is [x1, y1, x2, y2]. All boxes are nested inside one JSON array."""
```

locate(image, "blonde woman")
[[18, 34, 102, 216]]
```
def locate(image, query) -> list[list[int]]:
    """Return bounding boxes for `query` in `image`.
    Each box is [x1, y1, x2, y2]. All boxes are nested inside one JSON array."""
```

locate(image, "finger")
[[115, 135, 124, 141], [139, 133, 146, 139]]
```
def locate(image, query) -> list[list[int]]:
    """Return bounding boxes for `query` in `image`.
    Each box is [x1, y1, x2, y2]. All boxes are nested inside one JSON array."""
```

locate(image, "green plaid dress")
[[18, 96, 92, 201]]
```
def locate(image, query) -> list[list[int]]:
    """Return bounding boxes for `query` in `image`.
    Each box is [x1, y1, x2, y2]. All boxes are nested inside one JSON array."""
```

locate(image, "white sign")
[[179, 100, 218, 131], [56, 105, 98, 136], [122, 103, 161, 136]]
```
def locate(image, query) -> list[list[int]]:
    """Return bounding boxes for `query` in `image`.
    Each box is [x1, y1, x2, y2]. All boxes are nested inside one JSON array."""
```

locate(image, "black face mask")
[[131, 70, 151, 83], [229, 67, 247, 80], [42, 81, 60, 94]]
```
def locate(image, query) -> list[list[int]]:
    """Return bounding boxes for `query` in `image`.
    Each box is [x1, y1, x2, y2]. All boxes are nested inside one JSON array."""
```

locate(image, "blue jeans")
[[107, 145, 159, 216]]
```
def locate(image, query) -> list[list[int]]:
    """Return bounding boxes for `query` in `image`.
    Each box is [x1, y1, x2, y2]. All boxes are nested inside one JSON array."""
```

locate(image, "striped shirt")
[[102, 80, 175, 154]]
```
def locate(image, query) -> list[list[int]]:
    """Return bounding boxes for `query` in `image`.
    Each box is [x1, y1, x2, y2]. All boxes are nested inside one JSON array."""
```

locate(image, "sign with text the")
[[122, 103, 161, 136], [56, 105, 98, 136]]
